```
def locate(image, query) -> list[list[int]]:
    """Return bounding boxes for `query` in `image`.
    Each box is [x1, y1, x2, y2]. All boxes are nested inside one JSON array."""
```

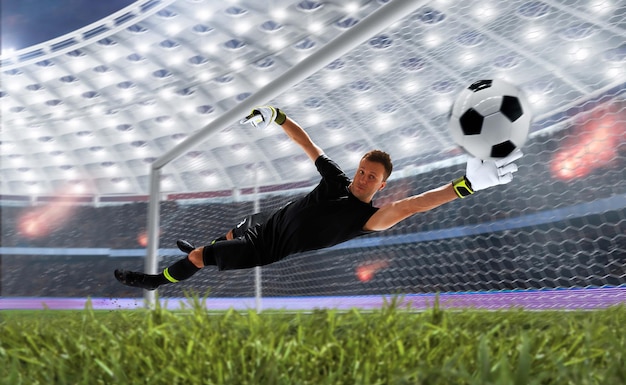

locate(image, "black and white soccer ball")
[[448, 79, 532, 160]]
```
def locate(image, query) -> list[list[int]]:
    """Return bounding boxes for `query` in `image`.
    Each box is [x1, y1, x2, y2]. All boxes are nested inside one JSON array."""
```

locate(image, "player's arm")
[[364, 149, 523, 231], [280, 116, 324, 162], [364, 183, 458, 231], [241, 106, 323, 162]]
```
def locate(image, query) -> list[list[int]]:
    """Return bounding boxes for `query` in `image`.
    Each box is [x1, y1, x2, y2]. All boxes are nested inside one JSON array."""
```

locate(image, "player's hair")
[[362, 150, 393, 181]]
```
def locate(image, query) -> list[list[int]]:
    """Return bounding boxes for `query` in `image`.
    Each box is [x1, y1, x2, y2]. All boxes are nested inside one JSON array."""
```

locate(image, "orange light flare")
[[137, 228, 162, 247], [137, 231, 148, 247], [356, 259, 390, 282], [550, 106, 625, 181], [17, 191, 83, 239]]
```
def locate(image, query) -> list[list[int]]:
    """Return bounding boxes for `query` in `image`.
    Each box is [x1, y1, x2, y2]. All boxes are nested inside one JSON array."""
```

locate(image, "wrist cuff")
[[275, 108, 287, 125], [452, 176, 474, 198]]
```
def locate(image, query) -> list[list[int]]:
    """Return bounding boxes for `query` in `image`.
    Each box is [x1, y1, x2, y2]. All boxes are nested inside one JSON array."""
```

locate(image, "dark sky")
[[1, 0, 137, 51]]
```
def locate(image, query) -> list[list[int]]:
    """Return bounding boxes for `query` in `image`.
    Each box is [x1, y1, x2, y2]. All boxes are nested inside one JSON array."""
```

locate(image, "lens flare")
[[550, 103, 624, 181], [137, 230, 148, 247], [18, 195, 80, 239], [356, 259, 390, 282]]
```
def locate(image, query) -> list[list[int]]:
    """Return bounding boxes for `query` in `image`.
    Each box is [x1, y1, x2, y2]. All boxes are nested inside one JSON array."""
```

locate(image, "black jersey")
[[258, 154, 379, 261], [209, 154, 380, 271]]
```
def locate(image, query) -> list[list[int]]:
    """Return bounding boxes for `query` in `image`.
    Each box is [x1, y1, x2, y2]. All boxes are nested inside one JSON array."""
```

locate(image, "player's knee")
[[188, 247, 204, 268]]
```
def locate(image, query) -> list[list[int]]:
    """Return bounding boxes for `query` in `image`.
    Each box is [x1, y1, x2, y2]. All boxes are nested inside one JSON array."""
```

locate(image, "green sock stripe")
[[163, 268, 179, 283]]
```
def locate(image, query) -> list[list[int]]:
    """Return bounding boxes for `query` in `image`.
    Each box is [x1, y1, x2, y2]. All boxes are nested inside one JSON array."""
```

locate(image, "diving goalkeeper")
[[115, 107, 522, 290]]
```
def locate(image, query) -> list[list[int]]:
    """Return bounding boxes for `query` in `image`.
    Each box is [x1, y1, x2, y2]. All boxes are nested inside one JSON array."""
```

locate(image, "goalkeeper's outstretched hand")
[[240, 106, 283, 130], [466, 149, 523, 192]]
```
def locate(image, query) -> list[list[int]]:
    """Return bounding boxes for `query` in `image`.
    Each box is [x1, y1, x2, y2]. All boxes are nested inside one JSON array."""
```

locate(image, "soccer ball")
[[448, 79, 531, 160]]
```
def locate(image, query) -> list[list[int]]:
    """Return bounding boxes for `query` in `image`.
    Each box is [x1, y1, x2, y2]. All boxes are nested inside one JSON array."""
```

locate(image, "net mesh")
[[156, 0, 626, 298], [157, 98, 626, 298]]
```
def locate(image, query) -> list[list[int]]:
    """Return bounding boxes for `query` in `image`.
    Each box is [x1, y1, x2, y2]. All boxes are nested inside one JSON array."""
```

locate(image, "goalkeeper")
[[115, 107, 522, 290]]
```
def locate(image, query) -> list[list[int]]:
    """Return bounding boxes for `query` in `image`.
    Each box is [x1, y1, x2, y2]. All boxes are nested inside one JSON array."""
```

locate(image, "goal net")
[[153, 0, 625, 301]]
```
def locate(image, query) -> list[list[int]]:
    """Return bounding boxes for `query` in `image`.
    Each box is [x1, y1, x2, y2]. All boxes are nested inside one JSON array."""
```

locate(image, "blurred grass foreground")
[[1, 297, 625, 385]]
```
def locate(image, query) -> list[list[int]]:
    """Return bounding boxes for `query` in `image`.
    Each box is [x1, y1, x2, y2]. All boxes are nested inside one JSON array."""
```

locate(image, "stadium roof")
[[1, 0, 624, 198]]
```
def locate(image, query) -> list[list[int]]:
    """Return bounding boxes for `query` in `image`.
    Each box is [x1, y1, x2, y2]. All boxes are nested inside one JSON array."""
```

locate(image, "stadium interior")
[[0, 0, 624, 308]]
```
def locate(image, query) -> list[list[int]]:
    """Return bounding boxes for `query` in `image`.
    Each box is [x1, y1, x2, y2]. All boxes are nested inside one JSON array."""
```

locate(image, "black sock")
[[158, 257, 201, 285]]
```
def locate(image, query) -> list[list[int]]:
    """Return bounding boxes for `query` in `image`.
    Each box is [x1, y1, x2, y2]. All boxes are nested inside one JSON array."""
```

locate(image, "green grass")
[[1, 298, 625, 385]]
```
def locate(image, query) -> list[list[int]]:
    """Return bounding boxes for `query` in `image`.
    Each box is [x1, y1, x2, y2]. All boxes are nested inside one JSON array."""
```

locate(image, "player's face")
[[349, 158, 387, 203]]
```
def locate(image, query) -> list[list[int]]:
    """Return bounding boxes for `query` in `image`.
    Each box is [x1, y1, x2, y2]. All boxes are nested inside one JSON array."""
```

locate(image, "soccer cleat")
[[176, 239, 195, 254], [114, 269, 158, 290]]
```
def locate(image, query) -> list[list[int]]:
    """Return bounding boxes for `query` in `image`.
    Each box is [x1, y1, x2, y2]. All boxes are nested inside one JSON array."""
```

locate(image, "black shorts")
[[202, 235, 259, 270], [203, 212, 276, 271], [231, 212, 270, 238]]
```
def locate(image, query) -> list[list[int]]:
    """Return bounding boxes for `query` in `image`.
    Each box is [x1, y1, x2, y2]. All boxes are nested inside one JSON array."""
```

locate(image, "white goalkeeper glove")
[[239, 106, 286, 130], [452, 149, 523, 198]]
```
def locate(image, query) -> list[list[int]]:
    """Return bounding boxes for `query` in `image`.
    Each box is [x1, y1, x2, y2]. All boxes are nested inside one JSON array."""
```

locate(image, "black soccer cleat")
[[114, 269, 158, 290], [176, 239, 195, 254]]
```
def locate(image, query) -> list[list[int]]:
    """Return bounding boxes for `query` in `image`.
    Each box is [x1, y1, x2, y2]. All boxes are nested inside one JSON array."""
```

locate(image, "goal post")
[[144, 0, 430, 306]]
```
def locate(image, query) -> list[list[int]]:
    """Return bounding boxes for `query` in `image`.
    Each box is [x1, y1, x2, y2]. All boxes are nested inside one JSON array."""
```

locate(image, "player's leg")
[[114, 213, 270, 290], [114, 236, 259, 290], [176, 236, 226, 254], [114, 235, 221, 290], [177, 211, 269, 252], [175, 211, 268, 259], [114, 255, 201, 290], [202, 236, 263, 270]]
